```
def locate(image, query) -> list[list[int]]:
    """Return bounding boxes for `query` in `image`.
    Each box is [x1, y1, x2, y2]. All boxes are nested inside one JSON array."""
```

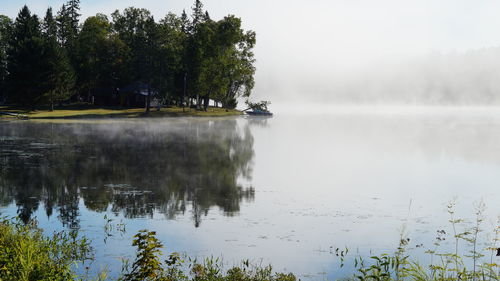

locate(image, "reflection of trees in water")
[[0, 119, 255, 228], [245, 116, 271, 128]]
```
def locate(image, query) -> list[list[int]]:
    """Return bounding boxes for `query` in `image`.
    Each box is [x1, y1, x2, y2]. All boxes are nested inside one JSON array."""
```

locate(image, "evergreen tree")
[[42, 8, 57, 38], [56, 1, 80, 54], [2, 1, 257, 109], [42, 7, 75, 110], [191, 0, 205, 29], [0, 15, 12, 104], [55, 1, 81, 100], [184, 0, 209, 108], [67, 0, 81, 32], [6, 6, 47, 109], [180, 10, 190, 34], [56, 4, 70, 45], [178, 10, 191, 108]]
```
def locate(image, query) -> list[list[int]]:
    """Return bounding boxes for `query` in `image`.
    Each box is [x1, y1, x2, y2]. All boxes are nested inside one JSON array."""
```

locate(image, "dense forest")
[[0, 0, 256, 112]]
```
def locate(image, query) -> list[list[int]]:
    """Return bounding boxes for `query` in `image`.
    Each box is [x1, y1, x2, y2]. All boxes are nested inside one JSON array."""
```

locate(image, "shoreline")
[[0, 106, 243, 120]]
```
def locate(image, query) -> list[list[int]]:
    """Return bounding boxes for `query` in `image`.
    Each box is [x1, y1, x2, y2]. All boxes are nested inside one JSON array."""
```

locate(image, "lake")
[[1, 106, 500, 280]]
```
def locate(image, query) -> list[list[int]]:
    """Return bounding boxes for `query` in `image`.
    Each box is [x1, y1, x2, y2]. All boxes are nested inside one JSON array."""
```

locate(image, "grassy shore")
[[0, 105, 243, 120]]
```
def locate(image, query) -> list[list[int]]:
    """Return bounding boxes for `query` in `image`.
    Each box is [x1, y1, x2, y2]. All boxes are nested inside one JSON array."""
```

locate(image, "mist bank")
[[258, 47, 500, 105]]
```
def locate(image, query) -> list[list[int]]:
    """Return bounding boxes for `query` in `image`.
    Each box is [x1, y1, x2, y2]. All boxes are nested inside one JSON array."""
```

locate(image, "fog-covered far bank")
[[258, 47, 500, 105], [267, 103, 500, 115]]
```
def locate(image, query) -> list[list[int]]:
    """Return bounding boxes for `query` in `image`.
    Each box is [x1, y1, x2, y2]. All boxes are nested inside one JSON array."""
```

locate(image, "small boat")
[[245, 109, 273, 116], [244, 101, 273, 116]]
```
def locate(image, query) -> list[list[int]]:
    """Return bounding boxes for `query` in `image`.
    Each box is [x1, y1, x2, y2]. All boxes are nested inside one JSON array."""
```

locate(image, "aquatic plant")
[[119, 230, 296, 281], [342, 201, 500, 281], [103, 214, 126, 244]]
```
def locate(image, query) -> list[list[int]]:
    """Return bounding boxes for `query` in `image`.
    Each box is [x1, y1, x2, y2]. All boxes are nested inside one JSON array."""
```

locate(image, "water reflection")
[[0, 118, 255, 228]]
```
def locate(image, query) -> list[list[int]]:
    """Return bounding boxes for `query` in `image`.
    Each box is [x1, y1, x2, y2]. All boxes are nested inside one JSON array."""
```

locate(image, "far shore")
[[0, 105, 243, 120]]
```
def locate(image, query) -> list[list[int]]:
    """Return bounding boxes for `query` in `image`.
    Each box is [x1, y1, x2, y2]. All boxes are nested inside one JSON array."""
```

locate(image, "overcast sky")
[[3, 0, 500, 102]]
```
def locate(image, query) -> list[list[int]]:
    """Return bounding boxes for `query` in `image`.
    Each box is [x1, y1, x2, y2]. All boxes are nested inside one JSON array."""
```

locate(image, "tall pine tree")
[[191, 0, 204, 31], [67, 0, 81, 32], [56, 0, 80, 48], [57, 0, 80, 86], [0, 15, 12, 104], [7, 6, 46, 109], [42, 7, 75, 110]]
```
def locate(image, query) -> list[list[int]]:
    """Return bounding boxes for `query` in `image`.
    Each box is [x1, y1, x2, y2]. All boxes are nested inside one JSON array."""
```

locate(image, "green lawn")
[[0, 105, 243, 119]]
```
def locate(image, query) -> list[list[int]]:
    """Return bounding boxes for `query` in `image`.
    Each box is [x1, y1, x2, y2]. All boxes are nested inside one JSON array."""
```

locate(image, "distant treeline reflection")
[[0, 119, 255, 228]]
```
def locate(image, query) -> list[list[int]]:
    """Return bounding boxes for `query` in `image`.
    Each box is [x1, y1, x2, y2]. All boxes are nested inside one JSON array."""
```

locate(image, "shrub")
[[0, 218, 92, 281], [120, 230, 297, 281]]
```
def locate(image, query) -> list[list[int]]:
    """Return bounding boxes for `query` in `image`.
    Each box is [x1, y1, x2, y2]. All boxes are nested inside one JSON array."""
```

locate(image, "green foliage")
[[56, 0, 80, 50], [191, 261, 297, 281], [183, 7, 256, 110], [120, 230, 296, 281], [6, 5, 47, 108], [245, 101, 271, 112], [123, 230, 165, 281], [0, 217, 92, 281], [6, 5, 75, 110], [77, 14, 129, 95], [2, 0, 257, 110], [3, 204, 499, 281], [0, 15, 12, 103], [342, 201, 500, 281], [42, 7, 75, 110]]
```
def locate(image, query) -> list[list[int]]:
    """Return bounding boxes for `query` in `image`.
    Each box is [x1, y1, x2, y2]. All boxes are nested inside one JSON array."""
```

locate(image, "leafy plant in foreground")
[[0, 217, 93, 281], [120, 229, 296, 281], [345, 201, 500, 281]]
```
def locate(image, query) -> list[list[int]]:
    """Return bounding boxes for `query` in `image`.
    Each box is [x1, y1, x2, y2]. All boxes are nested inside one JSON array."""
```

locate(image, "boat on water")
[[244, 100, 273, 116], [245, 109, 273, 116]]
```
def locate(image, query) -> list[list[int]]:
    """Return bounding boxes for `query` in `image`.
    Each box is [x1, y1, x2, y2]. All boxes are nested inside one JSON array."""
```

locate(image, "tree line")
[[0, 0, 256, 112]]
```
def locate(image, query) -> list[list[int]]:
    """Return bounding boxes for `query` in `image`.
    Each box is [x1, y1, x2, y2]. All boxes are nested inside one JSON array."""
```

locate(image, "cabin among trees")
[[0, 0, 256, 112], [120, 82, 159, 107]]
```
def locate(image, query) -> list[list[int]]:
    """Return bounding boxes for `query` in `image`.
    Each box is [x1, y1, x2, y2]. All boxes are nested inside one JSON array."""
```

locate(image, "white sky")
[[3, 0, 500, 101]]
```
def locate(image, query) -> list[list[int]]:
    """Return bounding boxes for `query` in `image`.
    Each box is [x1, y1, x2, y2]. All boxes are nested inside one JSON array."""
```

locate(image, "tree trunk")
[[182, 72, 187, 112], [203, 93, 210, 112], [145, 85, 151, 114], [50, 93, 54, 112]]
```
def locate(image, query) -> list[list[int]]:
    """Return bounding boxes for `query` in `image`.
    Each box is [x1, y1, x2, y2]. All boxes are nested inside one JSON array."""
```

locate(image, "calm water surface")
[[1, 107, 500, 279]]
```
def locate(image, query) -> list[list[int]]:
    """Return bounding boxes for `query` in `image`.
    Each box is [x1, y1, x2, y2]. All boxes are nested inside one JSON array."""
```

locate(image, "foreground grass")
[[0, 105, 242, 119], [0, 220, 295, 281], [0, 218, 93, 281]]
